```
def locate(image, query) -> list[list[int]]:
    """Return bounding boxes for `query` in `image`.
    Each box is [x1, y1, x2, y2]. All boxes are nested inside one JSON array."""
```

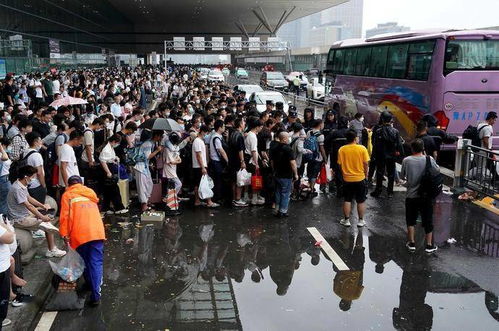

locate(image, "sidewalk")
[[5, 237, 58, 330]]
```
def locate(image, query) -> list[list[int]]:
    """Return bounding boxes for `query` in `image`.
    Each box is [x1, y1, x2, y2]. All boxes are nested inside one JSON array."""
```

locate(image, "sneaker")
[[115, 209, 129, 215], [339, 218, 351, 227], [425, 244, 438, 253], [256, 196, 266, 204], [31, 229, 45, 239], [233, 199, 248, 207], [105, 210, 115, 215], [387, 192, 394, 199], [206, 202, 220, 208], [2, 319, 11, 327], [46, 247, 67, 258], [251, 197, 265, 206], [357, 219, 366, 227], [406, 242, 416, 252], [39, 222, 59, 235], [178, 197, 190, 201], [11, 293, 34, 307]]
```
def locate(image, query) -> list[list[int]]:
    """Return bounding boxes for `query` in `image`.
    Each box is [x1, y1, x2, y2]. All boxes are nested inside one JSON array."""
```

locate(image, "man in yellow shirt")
[[337, 129, 370, 227]]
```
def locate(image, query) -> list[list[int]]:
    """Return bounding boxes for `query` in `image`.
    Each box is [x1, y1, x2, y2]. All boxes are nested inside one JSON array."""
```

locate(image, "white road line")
[[307, 227, 349, 271], [34, 311, 58, 331]]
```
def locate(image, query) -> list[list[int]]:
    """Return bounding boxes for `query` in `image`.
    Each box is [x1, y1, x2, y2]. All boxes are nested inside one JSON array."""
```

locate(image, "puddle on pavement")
[[96, 204, 499, 330]]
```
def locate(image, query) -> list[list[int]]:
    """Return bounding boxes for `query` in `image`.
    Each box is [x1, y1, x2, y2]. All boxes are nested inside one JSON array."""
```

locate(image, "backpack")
[[9, 150, 38, 183], [125, 142, 146, 166], [418, 156, 443, 200], [462, 124, 488, 148], [303, 132, 321, 163], [46, 133, 68, 167]]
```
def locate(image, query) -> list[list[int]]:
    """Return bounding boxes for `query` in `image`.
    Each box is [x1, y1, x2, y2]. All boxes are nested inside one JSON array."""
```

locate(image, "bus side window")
[[343, 48, 357, 75], [370, 46, 388, 77], [332, 49, 345, 74], [386, 44, 409, 79], [407, 53, 432, 80]]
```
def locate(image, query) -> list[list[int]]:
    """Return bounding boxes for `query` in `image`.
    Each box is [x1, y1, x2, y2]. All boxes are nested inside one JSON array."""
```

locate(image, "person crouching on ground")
[[59, 175, 106, 306]]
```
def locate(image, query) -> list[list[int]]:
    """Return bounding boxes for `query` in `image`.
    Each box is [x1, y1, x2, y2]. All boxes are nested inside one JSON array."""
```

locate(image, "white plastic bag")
[[49, 247, 85, 283], [237, 169, 252, 187], [198, 175, 214, 200]]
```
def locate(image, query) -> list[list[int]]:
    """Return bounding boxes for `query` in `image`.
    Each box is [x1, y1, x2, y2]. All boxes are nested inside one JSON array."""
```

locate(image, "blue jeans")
[[275, 178, 292, 213], [0, 176, 11, 216], [76, 240, 104, 302]]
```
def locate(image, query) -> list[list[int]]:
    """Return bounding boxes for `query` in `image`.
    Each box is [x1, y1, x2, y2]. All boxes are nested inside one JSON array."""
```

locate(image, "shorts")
[[192, 168, 203, 187], [343, 180, 367, 203], [405, 198, 434, 233], [13, 214, 55, 231], [307, 160, 322, 181]]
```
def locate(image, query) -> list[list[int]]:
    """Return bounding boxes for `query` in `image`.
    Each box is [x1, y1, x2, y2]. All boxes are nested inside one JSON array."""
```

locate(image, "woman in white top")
[[0, 215, 15, 327], [99, 135, 127, 214], [0, 139, 12, 216]]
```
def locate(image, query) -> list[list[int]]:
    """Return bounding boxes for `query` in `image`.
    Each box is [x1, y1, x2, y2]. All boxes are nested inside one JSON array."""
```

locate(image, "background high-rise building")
[[277, 0, 364, 49], [366, 22, 411, 38]]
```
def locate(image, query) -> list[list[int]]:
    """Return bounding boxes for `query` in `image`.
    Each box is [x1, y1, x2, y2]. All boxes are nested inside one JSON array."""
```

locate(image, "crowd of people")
[[0, 64, 454, 325]]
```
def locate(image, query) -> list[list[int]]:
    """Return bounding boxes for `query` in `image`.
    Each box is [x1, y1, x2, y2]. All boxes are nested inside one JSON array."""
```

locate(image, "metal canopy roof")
[[107, 0, 347, 35], [0, 0, 348, 54]]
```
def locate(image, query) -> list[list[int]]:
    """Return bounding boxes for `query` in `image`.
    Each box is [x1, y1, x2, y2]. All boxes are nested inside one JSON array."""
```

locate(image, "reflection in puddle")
[[98, 208, 498, 330]]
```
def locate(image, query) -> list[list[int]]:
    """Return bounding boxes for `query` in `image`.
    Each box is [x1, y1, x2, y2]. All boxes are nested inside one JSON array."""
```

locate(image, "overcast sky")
[[363, 0, 499, 34]]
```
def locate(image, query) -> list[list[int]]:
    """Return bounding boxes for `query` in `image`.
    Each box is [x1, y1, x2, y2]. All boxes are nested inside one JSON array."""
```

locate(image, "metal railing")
[[454, 139, 499, 199]]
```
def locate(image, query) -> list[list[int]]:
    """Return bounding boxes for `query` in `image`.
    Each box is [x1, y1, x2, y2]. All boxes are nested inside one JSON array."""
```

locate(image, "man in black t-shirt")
[[228, 118, 248, 207], [2, 77, 15, 106], [270, 131, 298, 217], [415, 120, 438, 160]]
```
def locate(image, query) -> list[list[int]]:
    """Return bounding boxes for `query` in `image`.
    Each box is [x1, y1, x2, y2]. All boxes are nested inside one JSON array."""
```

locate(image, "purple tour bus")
[[325, 29, 499, 149]]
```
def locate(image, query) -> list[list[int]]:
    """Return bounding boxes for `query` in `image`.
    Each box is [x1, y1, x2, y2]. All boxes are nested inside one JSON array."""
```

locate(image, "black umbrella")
[[139, 118, 156, 129]]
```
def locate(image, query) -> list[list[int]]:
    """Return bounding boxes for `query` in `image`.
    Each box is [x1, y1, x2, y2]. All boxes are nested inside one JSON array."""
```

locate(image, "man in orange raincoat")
[[59, 176, 106, 306]]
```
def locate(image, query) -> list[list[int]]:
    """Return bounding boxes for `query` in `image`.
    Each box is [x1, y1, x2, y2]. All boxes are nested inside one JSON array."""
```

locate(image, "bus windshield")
[[445, 39, 499, 73]]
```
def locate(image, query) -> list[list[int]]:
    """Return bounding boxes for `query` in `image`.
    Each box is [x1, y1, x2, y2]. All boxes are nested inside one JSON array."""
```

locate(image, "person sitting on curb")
[[7, 165, 66, 258], [59, 176, 106, 306]]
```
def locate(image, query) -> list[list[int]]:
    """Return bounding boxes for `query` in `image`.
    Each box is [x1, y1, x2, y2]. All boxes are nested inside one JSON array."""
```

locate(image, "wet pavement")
[[41, 191, 499, 331]]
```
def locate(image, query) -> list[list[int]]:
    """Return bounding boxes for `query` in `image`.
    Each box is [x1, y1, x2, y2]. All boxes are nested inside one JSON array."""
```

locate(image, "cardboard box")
[[140, 211, 165, 229]]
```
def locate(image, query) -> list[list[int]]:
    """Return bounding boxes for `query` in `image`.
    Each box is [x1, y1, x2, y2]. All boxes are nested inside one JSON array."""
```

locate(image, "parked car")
[[235, 68, 249, 79], [222, 68, 231, 76], [208, 70, 224, 82], [260, 71, 287, 89], [285, 71, 309, 90], [306, 77, 326, 100], [304, 68, 320, 76], [249, 91, 289, 113], [234, 84, 264, 100]]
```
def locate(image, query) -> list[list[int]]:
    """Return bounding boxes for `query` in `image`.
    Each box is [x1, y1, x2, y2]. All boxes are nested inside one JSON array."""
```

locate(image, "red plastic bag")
[[316, 164, 328, 185], [251, 169, 263, 191]]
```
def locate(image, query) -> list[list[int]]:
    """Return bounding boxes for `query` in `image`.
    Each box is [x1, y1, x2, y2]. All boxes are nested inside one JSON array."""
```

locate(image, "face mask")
[[359, 117, 364, 123], [5, 147, 12, 154], [195, 99, 201, 104], [5, 115, 11, 122], [187, 106, 194, 114]]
